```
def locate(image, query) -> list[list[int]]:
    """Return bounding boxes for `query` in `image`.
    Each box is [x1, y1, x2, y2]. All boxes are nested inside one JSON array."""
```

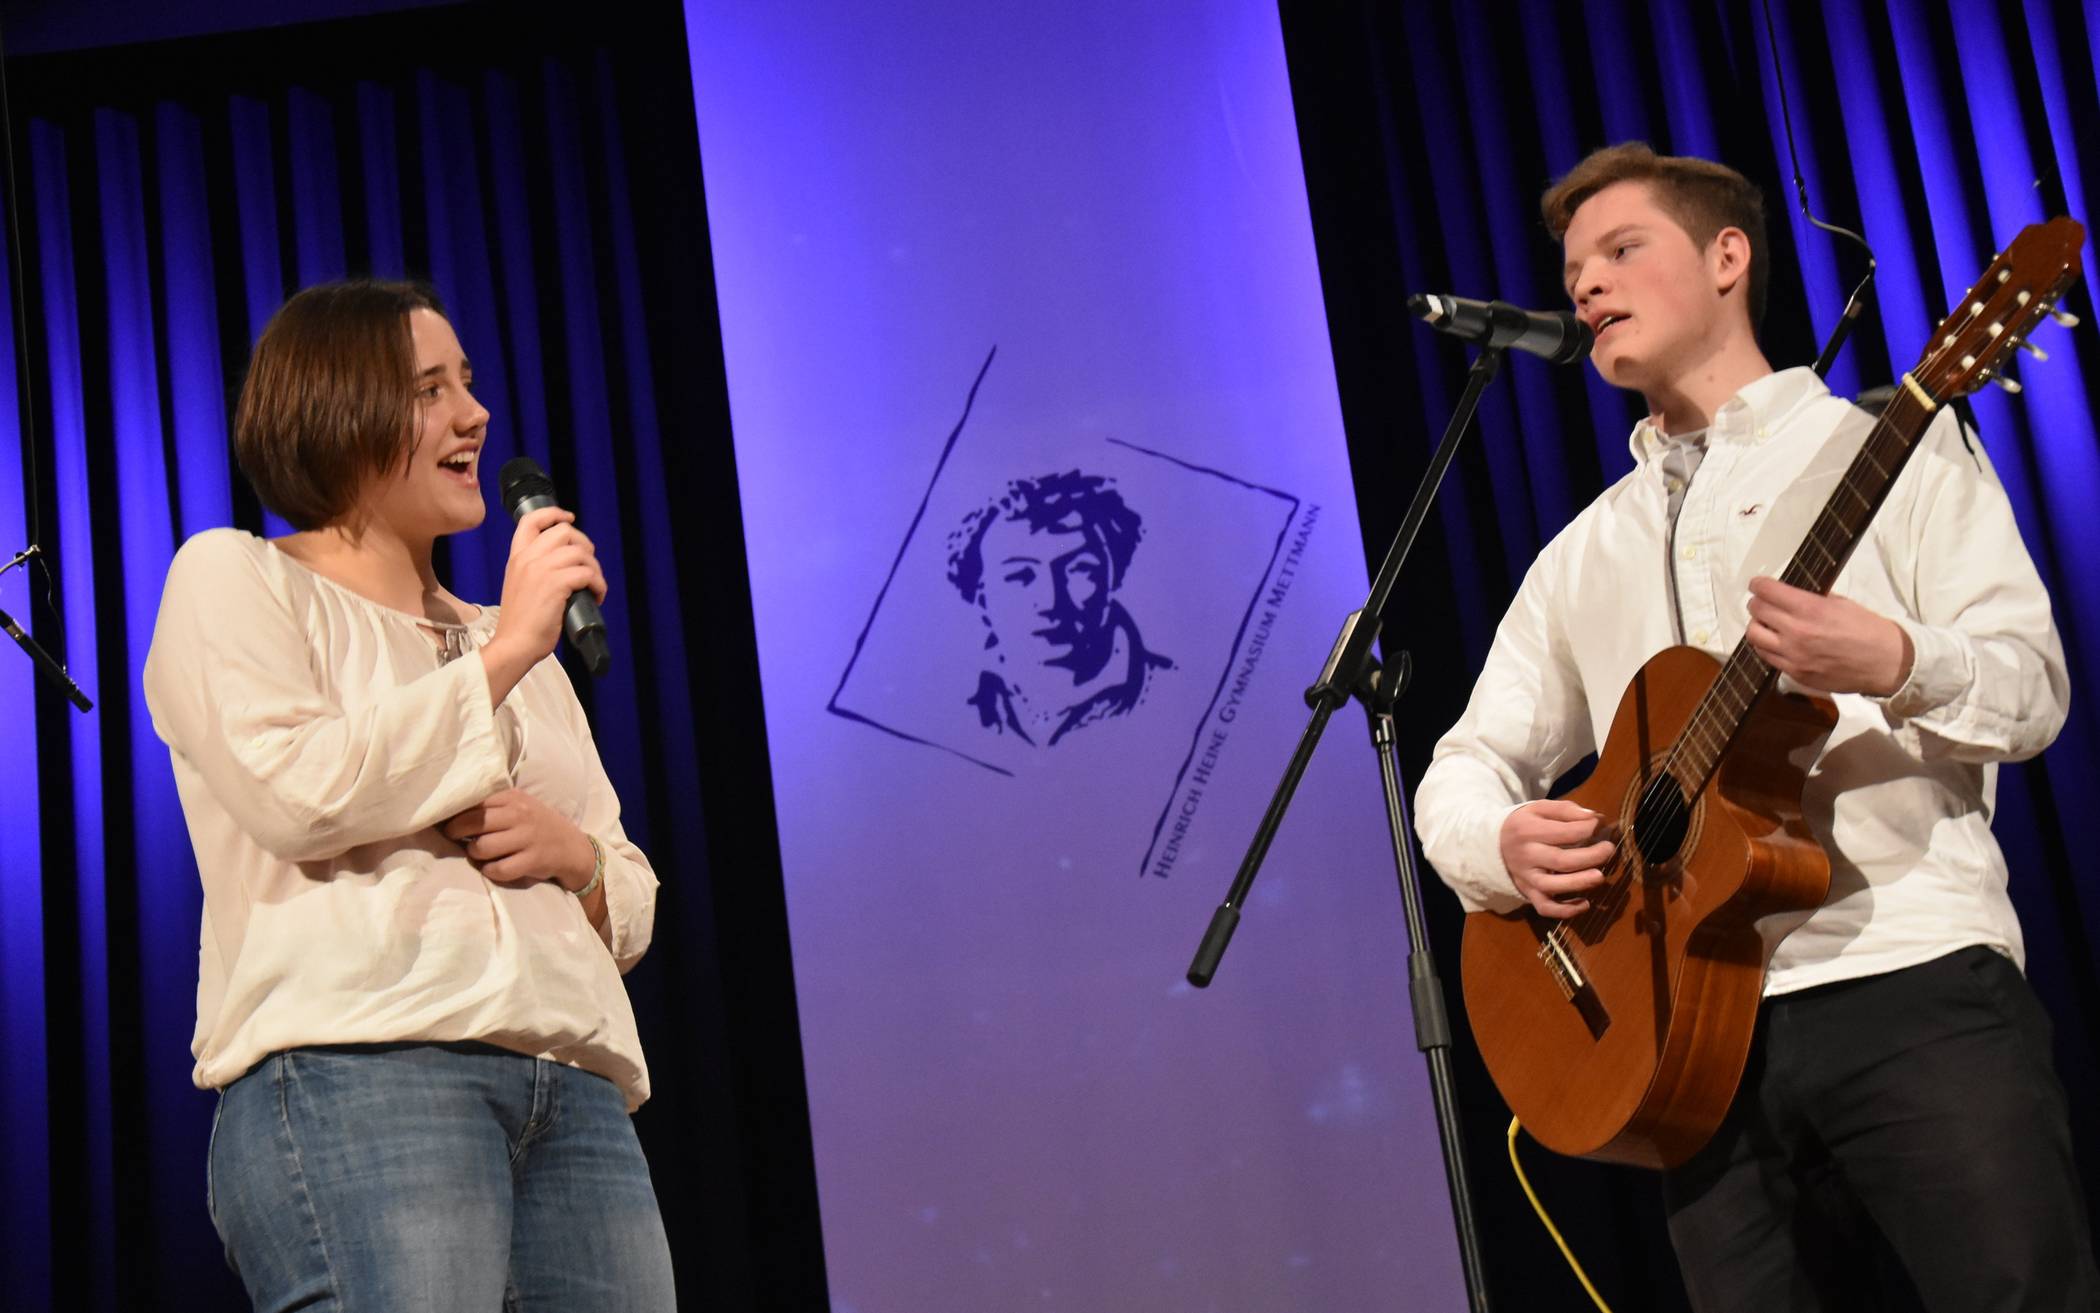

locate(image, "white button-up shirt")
[[1415, 367, 2069, 994]]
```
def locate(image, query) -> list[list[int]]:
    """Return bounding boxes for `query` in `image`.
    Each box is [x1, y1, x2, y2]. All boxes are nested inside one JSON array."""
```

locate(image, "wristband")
[[575, 834, 606, 899]]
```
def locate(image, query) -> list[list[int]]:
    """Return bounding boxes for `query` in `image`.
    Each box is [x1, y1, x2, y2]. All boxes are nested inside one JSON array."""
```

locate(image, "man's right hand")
[[1499, 799, 1616, 920]]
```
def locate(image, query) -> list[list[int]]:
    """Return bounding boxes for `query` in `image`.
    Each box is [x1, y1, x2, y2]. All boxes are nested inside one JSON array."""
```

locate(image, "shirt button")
[[1694, 629, 1710, 643], [1666, 478, 1683, 493], [1682, 546, 1697, 560]]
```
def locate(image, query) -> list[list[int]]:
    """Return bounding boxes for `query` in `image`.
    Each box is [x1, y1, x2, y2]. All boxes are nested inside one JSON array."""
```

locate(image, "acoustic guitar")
[[1458, 216, 2086, 1169]]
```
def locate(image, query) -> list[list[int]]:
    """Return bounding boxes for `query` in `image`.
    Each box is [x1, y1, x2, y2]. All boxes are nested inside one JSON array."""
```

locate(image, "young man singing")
[[1414, 143, 2096, 1309]]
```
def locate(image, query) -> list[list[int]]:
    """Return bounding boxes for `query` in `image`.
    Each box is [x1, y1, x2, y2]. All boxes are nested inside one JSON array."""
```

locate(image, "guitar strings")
[[1550, 252, 2080, 959], [1544, 406, 1909, 955], [1541, 287, 2006, 961], [1554, 263, 2061, 957], [1569, 400, 1914, 925]]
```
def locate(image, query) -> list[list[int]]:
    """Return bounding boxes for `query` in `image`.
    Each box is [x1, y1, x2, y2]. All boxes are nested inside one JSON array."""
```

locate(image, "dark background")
[[3, 1, 2095, 1309]]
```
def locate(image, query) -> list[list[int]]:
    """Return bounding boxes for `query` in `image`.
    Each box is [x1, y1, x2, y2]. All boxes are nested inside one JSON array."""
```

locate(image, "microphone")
[[0, 545, 90, 712], [0, 605, 92, 711], [1408, 293, 1593, 364], [497, 456, 611, 678]]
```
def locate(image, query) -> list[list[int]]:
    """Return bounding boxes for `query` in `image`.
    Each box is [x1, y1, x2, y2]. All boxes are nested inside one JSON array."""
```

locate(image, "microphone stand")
[[1186, 344, 1504, 1313], [1, 545, 92, 712]]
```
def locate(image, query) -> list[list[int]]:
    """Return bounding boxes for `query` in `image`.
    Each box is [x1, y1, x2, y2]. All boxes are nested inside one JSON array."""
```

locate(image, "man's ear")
[[1710, 225, 1753, 299]]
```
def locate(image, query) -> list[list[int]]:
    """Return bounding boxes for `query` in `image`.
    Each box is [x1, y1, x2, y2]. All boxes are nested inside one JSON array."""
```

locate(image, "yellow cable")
[[1506, 1117, 1616, 1313]]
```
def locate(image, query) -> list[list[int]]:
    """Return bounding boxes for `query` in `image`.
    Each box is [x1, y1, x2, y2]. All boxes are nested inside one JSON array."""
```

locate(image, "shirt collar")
[[1626, 366, 1829, 465]]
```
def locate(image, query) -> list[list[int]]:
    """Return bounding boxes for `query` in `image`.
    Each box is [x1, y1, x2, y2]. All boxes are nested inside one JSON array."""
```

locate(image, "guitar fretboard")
[[1663, 387, 1940, 795]]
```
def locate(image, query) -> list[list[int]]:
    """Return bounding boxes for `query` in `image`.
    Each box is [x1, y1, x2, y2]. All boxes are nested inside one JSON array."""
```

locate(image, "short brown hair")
[[1541, 142, 1769, 328], [234, 279, 445, 530]]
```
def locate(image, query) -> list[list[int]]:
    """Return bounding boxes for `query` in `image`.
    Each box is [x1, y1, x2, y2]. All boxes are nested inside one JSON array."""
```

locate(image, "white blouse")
[[143, 529, 657, 1109]]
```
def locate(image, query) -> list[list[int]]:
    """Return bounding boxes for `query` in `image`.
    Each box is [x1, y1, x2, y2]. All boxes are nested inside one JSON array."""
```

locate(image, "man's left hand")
[[1744, 576, 1913, 696]]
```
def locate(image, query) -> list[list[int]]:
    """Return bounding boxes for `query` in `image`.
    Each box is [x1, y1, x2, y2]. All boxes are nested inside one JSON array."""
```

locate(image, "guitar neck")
[[1667, 386, 1943, 791], [1662, 211, 2085, 794], [1777, 387, 1942, 596]]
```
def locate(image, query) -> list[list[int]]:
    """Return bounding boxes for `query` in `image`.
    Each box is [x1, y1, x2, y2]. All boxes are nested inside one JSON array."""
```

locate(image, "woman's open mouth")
[[438, 452, 478, 486]]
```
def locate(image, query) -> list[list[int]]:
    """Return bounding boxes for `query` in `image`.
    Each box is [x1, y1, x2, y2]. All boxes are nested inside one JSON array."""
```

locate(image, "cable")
[[1757, 0, 1876, 379], [1507, 1118, 1616, 1313]]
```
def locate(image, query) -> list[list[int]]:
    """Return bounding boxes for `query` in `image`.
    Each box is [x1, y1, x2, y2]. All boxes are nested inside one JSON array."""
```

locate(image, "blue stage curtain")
[[1283, 0, 2100, 1306], [0, 15, 823, 1311]]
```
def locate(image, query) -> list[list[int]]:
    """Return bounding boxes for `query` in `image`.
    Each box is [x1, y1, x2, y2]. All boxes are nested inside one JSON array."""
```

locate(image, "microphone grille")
[[498, 456, 556, 516]]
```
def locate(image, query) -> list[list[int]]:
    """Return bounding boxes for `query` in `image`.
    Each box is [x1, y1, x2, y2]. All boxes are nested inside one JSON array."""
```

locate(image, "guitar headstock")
[[1913, 215, 2084, 402]]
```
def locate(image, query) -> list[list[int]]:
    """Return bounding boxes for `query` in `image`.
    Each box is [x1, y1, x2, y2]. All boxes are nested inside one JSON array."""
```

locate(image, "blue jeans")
[[208, 1043, 677, 1312]]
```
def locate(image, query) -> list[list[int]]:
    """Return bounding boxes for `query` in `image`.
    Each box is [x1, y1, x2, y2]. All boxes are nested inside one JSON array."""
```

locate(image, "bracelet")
[[575, 834, 605, 899]]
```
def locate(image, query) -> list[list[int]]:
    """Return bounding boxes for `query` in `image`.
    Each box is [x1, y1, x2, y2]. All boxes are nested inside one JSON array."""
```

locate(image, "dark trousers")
[[1664, 946, 2099, 1312]]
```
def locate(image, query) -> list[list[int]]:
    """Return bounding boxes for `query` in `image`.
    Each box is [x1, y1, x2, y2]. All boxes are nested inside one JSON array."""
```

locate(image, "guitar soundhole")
[[1632, 774, 1691, 871]]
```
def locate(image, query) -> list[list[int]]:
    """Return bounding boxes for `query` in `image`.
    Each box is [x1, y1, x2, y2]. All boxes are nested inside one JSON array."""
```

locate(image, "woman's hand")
[[440, 788, 596, 892], [480, 507, 606, 706]]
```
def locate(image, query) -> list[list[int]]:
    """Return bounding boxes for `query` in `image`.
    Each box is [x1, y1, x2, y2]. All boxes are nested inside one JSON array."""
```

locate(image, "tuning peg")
[[1984, 370, 2023, 394], [2050, 307, 2080, 328], [2014, 337, 2050, 361]]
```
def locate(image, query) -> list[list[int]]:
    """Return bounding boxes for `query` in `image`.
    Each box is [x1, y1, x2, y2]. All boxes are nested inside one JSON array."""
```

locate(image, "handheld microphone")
[[1408, 294, 1594, 364], [497, 456, 611, 678]]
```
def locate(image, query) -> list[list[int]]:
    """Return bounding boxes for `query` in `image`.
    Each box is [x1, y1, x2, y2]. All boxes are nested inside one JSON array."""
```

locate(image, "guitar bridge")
[[1538, 928, 1612, 1039], [1539, 927, 1586, 996]]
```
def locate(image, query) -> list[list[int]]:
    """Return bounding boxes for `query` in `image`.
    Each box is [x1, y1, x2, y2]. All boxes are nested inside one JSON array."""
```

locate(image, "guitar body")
[[1459, 645, 1837, 1168]]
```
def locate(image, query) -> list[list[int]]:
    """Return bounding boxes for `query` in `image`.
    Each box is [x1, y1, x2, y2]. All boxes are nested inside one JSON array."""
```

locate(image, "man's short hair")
[[1541, 142, 1769, 328], [946, 471, 1142, 604], [234, 278, 444, 531]]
